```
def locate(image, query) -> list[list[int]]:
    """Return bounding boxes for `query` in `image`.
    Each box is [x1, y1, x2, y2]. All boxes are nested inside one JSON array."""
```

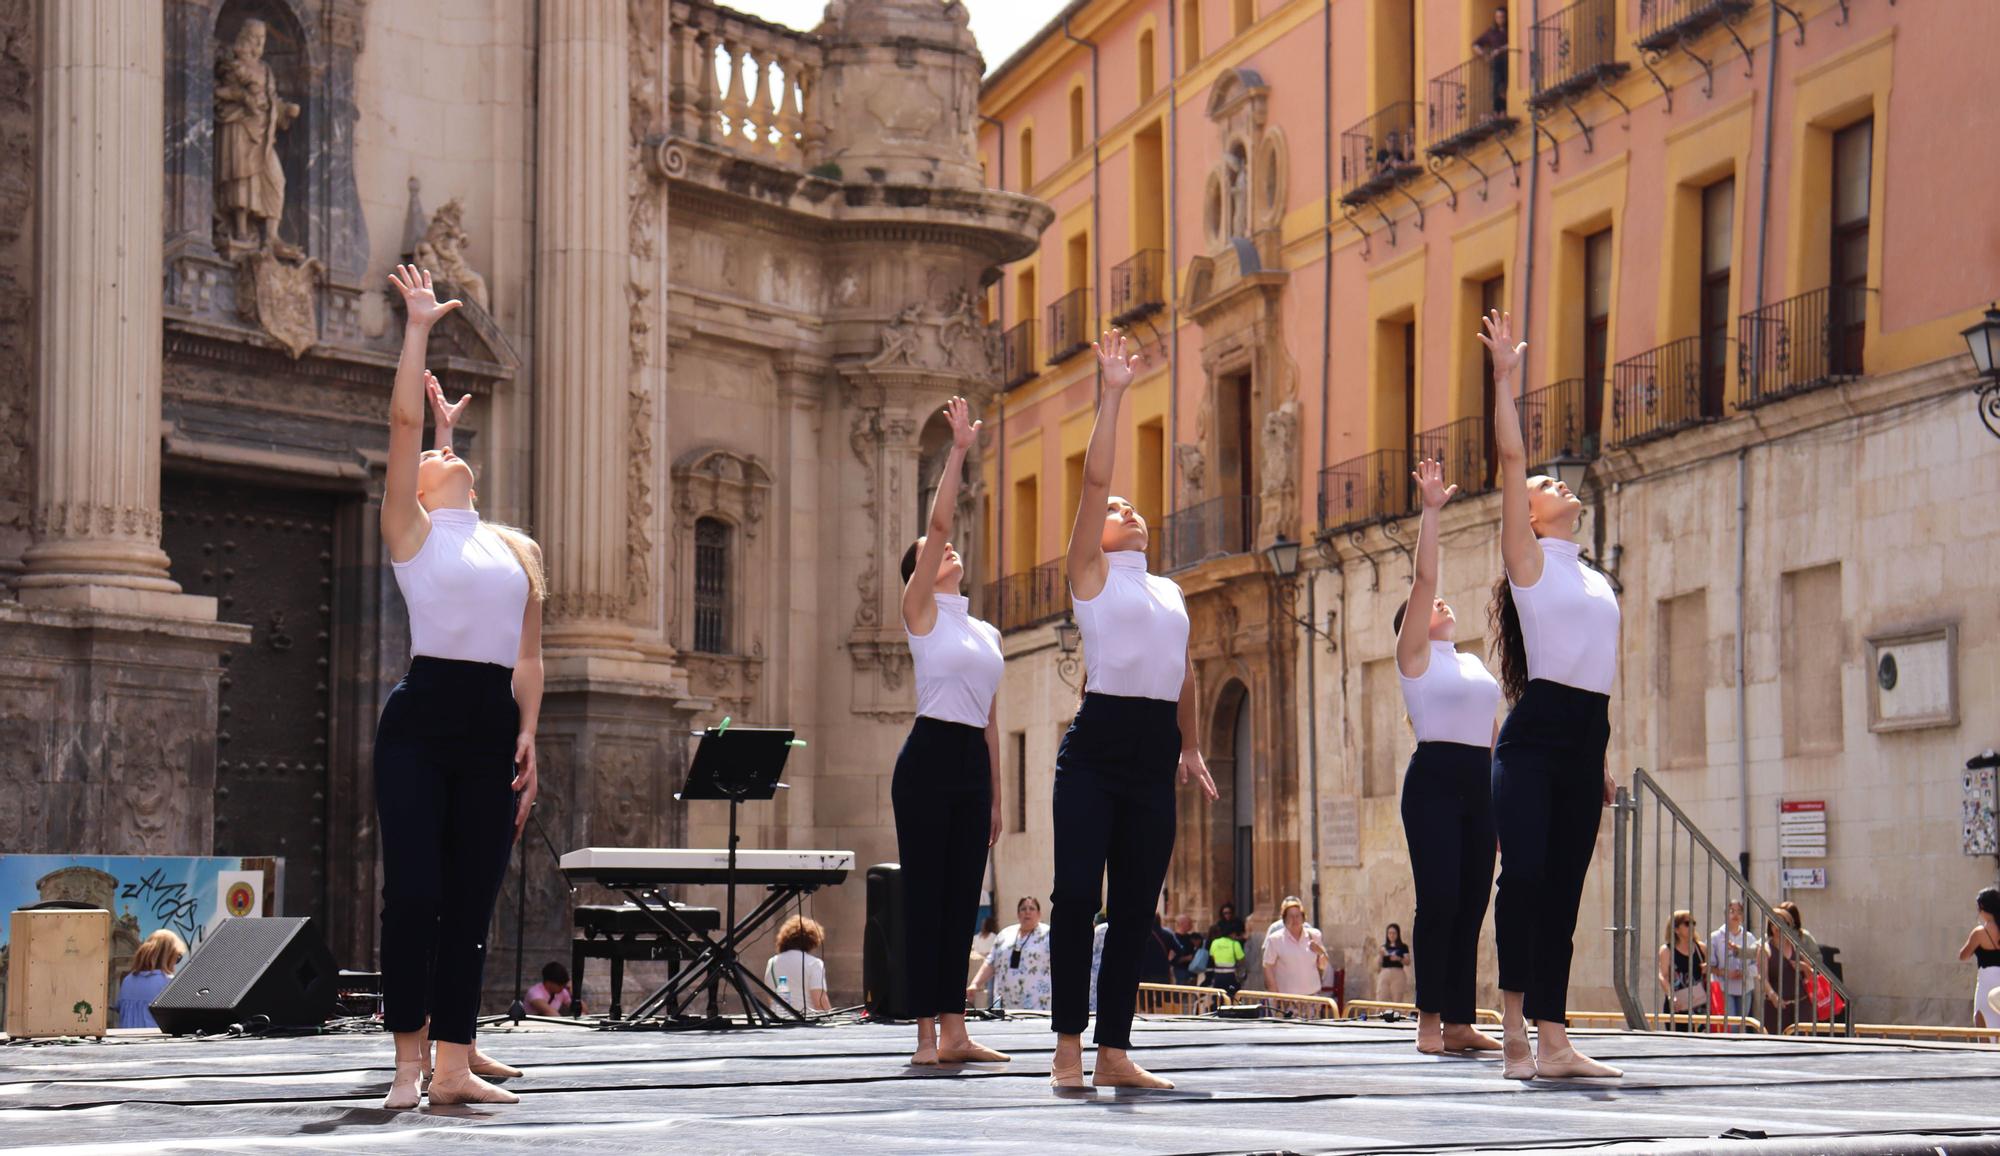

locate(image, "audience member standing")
[[1707, 901, 1759, 1025], [970, 915, 1002, 1010], [1655, 910, 1709, 1030], [1959, 888, 2000, 1029], [1377, 924, 1412, 1005], [1261, 898, 1329, 997], [967, 897, 1053, 1012]]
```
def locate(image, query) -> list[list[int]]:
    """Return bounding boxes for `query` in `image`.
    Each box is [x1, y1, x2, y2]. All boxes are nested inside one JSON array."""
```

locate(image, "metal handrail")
[[1737, 285, 1874, 407], [1613, 767, 1856, 1036], [1046, 287, 1092, 364], [1157, 493, 1256, 574], [983, 557, 1066, 634], [1636, 0, 1755, 53], [1567, 1008, 1767, 1033], [1000, 319, 1036, 389], [1110, 249, 1168, 325], [1231, 989, 1342, 1020], [1318, 447, 1414, 532], [1528, 0, 1627, 106], [1411, 415, 1493, 496], [1339, 101, 1424, 204], [1426, 51, 1519, 157], [1610, 334, 1729, 447]]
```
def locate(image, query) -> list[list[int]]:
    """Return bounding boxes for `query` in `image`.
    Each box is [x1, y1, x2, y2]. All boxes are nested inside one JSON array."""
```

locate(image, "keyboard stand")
[[609, 725, 804, 1029]]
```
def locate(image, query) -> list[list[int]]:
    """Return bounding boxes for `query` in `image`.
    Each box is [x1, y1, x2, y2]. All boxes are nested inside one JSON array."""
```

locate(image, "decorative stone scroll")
[[865, 289, 999, 380]]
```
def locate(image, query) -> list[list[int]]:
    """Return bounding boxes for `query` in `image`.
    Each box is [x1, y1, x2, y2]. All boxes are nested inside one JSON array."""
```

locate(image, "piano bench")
[[570, 903, 722, 1020]]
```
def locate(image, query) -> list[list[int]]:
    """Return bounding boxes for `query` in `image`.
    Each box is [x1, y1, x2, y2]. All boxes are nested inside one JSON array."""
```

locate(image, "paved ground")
[[3, 1014, 1999, 1154]]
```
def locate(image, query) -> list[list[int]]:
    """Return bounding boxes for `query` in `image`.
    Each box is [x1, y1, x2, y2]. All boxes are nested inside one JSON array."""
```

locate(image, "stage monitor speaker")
[[863, 863, 910, 1021], [151, 917, 337, 1035]]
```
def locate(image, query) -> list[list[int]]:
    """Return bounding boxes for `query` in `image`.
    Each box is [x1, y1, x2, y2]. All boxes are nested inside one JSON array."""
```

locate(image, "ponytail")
[[487, 523, 547, 602], [1487, 575, 1527, 704]]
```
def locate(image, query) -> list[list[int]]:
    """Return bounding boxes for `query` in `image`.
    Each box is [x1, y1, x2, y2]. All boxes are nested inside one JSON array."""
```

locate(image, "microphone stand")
[[480, 801, 595, 1029]]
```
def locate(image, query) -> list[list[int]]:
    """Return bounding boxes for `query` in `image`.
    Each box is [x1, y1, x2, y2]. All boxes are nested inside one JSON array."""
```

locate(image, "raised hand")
[[1093, 329, 1142, 390], [425, 371, 471, 431], [388, 263, 462, 329], [944, 396, 981, 452], [1476, 309, 1526, 386], [1411, 457, 1459, 510]]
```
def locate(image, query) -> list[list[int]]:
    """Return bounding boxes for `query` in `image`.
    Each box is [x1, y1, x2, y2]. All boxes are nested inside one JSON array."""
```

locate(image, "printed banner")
[[0, 855, 284, 955]]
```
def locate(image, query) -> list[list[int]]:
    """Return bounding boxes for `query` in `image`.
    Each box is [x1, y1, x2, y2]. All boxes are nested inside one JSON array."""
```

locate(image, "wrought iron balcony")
[[1611, 335, 1730, 448], [1000, 319, 1036, 389], [1109, 249, 1168, 327], [1339, 102, 1425, 205], [1427, 51, 1519, 159], [1516, 377, 1602, 467], [1635, 0, 1755, 53], [1046, 287, 1092, 365], [1528, 0, 1629, 109], [1319, 448, 1414, 532], [1737, 286, 1874, 408], [1412, 416, 1494, 496], [1158, 494, 1257, 574], [985, 558, 1067, 634]]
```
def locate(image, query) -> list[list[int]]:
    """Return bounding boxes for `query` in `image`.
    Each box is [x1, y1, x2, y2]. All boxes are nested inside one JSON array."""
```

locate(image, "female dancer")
[[1956, 888, 2000, 1028], [377, 265, 545, 1108], [1394, 458, 1501, 1054], [1051, 330, 1217, 1090], [1481, 310, 1622, 1080], [895, 396, 1009, 1067]]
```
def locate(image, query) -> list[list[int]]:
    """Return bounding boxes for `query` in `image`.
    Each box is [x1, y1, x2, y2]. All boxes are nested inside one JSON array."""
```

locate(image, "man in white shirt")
[[1707, 900, 1759, 1028], [1262, 897, 1329, 997]]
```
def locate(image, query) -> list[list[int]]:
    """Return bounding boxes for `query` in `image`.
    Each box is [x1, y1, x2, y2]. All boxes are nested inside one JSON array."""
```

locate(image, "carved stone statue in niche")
[[1226, 147, 1249, 239], [1258, 398, 1300, 542], [214, 19, 299, 257], [413, 197, 490, 312]]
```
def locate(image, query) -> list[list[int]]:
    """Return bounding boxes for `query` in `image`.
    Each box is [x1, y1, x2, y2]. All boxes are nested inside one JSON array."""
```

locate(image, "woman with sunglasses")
[[1656, 909, 1710, 1030]]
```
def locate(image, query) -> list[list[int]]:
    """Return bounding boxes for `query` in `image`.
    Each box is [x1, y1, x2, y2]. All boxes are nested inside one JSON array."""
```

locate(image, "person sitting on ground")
[[115, 929, 188, 1030], [765, 914, 834, 1014], [1262, 896, 1330, 998], [525, 961, 584, 1017]]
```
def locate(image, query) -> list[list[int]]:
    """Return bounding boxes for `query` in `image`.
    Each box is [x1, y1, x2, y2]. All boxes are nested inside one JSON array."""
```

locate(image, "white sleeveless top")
[[392, 508, 530, 668], [1399, 641, 1502, 747], [905, 593, 1004, 728], [1072, 551, 1189, 702], [1508, 537, 1620, 695]]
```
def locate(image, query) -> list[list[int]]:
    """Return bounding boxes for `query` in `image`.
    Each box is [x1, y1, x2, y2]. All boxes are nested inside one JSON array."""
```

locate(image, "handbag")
[[1190, 946, 1211, 975], [1807, 973, 1846, 1019]]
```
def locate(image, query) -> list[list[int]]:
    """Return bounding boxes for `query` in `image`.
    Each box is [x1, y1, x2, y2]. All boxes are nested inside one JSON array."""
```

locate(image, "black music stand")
[[639, 726, 798, 1027]]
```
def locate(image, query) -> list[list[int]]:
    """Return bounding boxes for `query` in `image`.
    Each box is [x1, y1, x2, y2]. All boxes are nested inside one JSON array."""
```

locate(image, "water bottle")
[[777, 974, 791, 1004]]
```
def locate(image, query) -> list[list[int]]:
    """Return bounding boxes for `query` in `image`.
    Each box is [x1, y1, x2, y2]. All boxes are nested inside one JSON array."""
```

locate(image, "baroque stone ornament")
[[235, 249, 323, 359], [865, 290, 999, 379], [1259, 398, 1301, 543], [412, 197, 490, 312], [214, 18, 300, 258]]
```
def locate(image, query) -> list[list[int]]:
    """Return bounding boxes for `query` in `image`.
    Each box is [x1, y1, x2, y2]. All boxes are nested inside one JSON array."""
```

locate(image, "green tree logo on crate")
[[72, 1000, 92, 1023]]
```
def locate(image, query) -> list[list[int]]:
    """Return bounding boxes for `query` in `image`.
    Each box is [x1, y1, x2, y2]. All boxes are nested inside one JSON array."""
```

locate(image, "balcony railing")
[[1635, 0, 1755, 53], [1412, 416, 1494, 496], [1158, 494, 1257, 573], [1529, 0, 1628, 108], [1426, 51, 1519, 158], [667, 0, 825, 169], [1339, 102, 1425, 205], [1737, 286, 1873, 408], [1110, 249, 1168, 326], [1000, 319, 1036, 389], [1319, 449, 1414, 532], [1516, 377, 1602, 467], [1611, 335, 1729, 448], [1046, 287, 1092, 365], [985, 558, 1067, 634]]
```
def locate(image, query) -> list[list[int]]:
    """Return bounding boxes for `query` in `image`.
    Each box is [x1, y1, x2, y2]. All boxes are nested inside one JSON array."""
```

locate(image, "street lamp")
[[1263, 535, 1336, 650], [1960, 303, 2000, 439], [1540, 449, 1592, 495], [1053, 613, 1082, 691], [1263, 534, 1302, 581]]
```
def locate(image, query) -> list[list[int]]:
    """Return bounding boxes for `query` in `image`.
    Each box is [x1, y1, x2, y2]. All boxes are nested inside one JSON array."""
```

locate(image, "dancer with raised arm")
[[1050, 331, 1218, 1091], [1395, 458, 1502, 1055], [1480, 310, 1622, 1080], [894, 396, 1009, 1067], [377, 265, 546, 1109]]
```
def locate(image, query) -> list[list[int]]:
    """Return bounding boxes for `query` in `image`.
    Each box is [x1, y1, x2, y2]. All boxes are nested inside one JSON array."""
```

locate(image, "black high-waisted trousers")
[[1490, 678, 1610, 1024], [374, 656, 518, 1044], [1050, 692, 1179, 1050], [1400, 740, 1496, 1024], [890, 716, 993, 1020]]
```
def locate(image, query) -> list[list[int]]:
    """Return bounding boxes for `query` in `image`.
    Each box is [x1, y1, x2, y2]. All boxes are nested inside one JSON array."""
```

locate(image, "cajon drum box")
[[6, 908, 111, 1039]]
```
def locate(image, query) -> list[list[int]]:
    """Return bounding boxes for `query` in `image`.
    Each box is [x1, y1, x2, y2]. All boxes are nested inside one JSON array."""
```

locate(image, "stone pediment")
[[1183, 241, 1288, 326], [412, 297, 520, 393], [1206, 68, 1269, 128]]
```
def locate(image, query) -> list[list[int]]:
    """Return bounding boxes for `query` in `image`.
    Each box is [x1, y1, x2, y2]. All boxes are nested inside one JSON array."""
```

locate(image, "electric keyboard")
[[560, 847, 854, 889]]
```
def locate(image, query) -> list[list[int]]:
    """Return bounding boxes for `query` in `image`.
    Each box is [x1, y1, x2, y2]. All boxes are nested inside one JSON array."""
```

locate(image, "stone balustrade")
[[668, 0, 824, 169]]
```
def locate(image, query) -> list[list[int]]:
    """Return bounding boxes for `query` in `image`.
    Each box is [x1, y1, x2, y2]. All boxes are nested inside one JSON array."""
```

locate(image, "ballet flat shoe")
[[382, 1061, 425, 1110], [937, 1042, 1011, 1063], [1502, 1040, 1537, 1081], [425, 1071, 520, 1105]]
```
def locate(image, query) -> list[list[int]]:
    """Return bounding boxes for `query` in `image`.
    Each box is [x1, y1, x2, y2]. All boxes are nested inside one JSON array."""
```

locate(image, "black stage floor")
[[3, 1016, 1999, 1155]]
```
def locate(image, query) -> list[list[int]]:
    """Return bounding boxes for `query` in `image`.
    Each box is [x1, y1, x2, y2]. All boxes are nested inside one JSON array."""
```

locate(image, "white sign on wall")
[[1780, 867, 1827, 890]]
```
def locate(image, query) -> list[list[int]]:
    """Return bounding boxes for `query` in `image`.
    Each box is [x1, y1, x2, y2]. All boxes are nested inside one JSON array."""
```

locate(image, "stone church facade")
[[0, 0, 1045, 1002]]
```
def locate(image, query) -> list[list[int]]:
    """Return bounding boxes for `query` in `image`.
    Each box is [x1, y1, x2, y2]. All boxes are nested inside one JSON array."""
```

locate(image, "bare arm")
[[381, 266, 461, 563], [1478, 310, 1543, 588], [1066, 332, 1141, 602], [1397, 459, 1459, 678], [986, 710, 1003, 847], [424, 371, 470, 452], [1657, 944, 1672, 996], [900, 397, 981, 637], [1961, 927, 1983, 962], [511, 542, 544, 842], [1176, 655, 1218, 800]]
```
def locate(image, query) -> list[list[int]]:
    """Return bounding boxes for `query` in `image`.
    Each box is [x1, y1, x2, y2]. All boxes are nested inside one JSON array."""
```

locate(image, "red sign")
[[1781, 800, 1825, 813]]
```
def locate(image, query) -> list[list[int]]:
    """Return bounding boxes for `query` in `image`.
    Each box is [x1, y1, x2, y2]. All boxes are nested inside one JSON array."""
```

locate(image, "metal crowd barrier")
[[1343, 999, 1503, 1025], [1134, 983, 1232, 1016], [1783, 1022, 2000, 1044], [1230, 990, 1342, 1021]]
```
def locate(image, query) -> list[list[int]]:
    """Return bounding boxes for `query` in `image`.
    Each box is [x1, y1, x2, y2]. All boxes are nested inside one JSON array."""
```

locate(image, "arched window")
[[693, 517, 731, 654]]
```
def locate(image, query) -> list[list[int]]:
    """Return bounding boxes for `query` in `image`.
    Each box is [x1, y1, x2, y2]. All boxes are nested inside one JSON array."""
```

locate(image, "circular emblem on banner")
[[224, 881, 258, 917]]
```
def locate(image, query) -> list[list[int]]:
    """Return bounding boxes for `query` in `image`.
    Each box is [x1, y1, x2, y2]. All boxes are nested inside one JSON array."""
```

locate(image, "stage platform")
[[3, 1015, 1999, 1154]]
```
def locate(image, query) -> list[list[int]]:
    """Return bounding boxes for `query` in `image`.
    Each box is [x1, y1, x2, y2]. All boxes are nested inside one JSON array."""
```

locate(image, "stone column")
[[17, 0, 193, 613], [534, 0, 637, 656]]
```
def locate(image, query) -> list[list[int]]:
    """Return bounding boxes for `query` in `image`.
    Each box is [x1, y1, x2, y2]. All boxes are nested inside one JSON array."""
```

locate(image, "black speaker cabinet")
[[151, 917, 338, 1035], [863, 863, 910, 1020]]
